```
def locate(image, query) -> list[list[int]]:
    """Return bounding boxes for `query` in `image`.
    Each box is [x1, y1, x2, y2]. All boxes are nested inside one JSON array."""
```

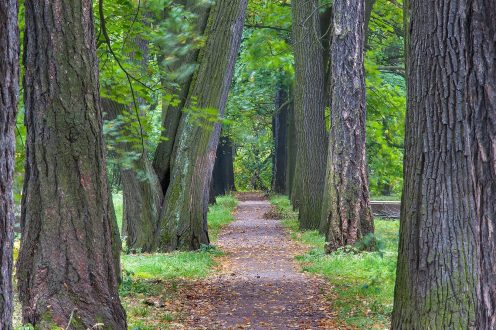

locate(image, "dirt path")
[[183, 193, 337, 329]]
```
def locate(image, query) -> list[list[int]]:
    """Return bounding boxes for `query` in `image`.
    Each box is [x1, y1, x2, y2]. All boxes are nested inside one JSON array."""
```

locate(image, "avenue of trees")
[[0, 0, 494, 328]]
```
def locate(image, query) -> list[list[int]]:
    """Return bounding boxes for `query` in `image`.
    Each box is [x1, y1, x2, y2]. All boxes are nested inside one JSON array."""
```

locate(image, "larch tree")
[[291, 0, 328, 229], [0, 0, 18, 328], [392, 0, 496, 327], [16, 0, 126, 327], [157, 0, 248, 250], [320, 0, 374, 249]]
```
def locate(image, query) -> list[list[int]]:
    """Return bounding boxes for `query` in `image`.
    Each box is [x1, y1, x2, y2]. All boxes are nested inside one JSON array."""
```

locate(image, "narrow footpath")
[[183, 193, 339, 329]]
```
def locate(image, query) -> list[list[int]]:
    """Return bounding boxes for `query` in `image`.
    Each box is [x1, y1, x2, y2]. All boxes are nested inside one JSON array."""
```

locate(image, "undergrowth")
[[270, 195, 398, 329], [114, 193, 238, 329]]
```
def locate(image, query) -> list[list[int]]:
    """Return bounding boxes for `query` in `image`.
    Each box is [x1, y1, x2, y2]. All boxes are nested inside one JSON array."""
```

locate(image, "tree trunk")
[[0, 1, 18, 328], [287, 99, 297, 199], [212, 136, 236, 196], [153, 2, 211, 191], [17, 1, 126, 328], [157, 0, 247, 251], [291, 0, 328, 229], [321, 0, 374, 248], [101, 98, 163, 252], [392, 0, 496, 327], [272, 85, 289, 194]]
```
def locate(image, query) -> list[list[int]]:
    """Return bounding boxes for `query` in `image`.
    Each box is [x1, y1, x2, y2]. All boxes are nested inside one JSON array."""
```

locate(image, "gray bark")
[[158, 0, 247, 251], [17, 1, 126, 327], [321, 0, 374, 248], [392, 0, 496, 328], [0, 1, 19, 328], [291, 0, 328, 229]]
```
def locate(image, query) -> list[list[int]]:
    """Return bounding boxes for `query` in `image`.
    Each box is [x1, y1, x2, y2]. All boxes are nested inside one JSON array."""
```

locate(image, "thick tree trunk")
[[321, 0, 374, 248], [158, 0, 247, 251], [272, 85, 289, 194], [0, 1, 18, 328], [212, 136, 236, 196], [392, 0, 496, 328], [17, 1, 126, 328], [291, 0, 328, 229]]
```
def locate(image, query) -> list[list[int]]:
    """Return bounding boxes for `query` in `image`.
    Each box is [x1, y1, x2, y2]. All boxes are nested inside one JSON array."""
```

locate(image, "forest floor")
[[169, 192, 344, 329]]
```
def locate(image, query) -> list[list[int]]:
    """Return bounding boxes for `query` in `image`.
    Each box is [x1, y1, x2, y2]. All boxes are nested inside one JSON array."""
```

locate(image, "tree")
[[212, 136, 236, 197], [321, 0, 374, 249], [157, 0, 248, 250], [272, 84, 290, 194], [16, 0, 126, 327], [100, 98, 163, 251], [291, 0, 328, 229], [392, 0, 496, 327], [0, 0, 18, 328]]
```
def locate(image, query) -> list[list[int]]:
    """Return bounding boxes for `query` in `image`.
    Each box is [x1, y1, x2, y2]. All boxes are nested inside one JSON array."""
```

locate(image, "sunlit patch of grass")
[[270, 195, 399, 329], [121, 251, 217, 281]]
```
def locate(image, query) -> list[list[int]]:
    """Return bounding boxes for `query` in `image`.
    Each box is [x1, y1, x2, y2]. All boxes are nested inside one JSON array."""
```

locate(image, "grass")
[[114, 193, 238, 329], [205, 194, 238, 241], [370, 195, 401, 201], [113, 192, 124, 232], [270, 195, 399, 329]]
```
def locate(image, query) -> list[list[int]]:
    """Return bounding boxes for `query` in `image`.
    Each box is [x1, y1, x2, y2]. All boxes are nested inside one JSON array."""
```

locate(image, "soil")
[[179, 193, 342, 329]]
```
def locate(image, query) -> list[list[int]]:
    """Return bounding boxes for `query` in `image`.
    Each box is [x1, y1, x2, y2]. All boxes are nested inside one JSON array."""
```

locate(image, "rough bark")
[[272, 85, 289, 194], [291, 0, 328, 229], [392, 0, 496, 327], [212, 136, 236, 196], [158, 0, 247, 251], [0, 1, 18, 328], [17, 1, 126, 328], [321, 0, 374, 248]]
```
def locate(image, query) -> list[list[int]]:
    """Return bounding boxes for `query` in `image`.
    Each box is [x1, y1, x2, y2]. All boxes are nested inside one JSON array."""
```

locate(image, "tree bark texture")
[[392, 0, 496, 328], [158, 0, 247, 251], [291, 0, 328, 229], [17, 1, 126, 328], [321, 0, 374, 248], [0, 1, 18, 328], [212, 136, 236, 196], [272, 85, 289, 194]]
